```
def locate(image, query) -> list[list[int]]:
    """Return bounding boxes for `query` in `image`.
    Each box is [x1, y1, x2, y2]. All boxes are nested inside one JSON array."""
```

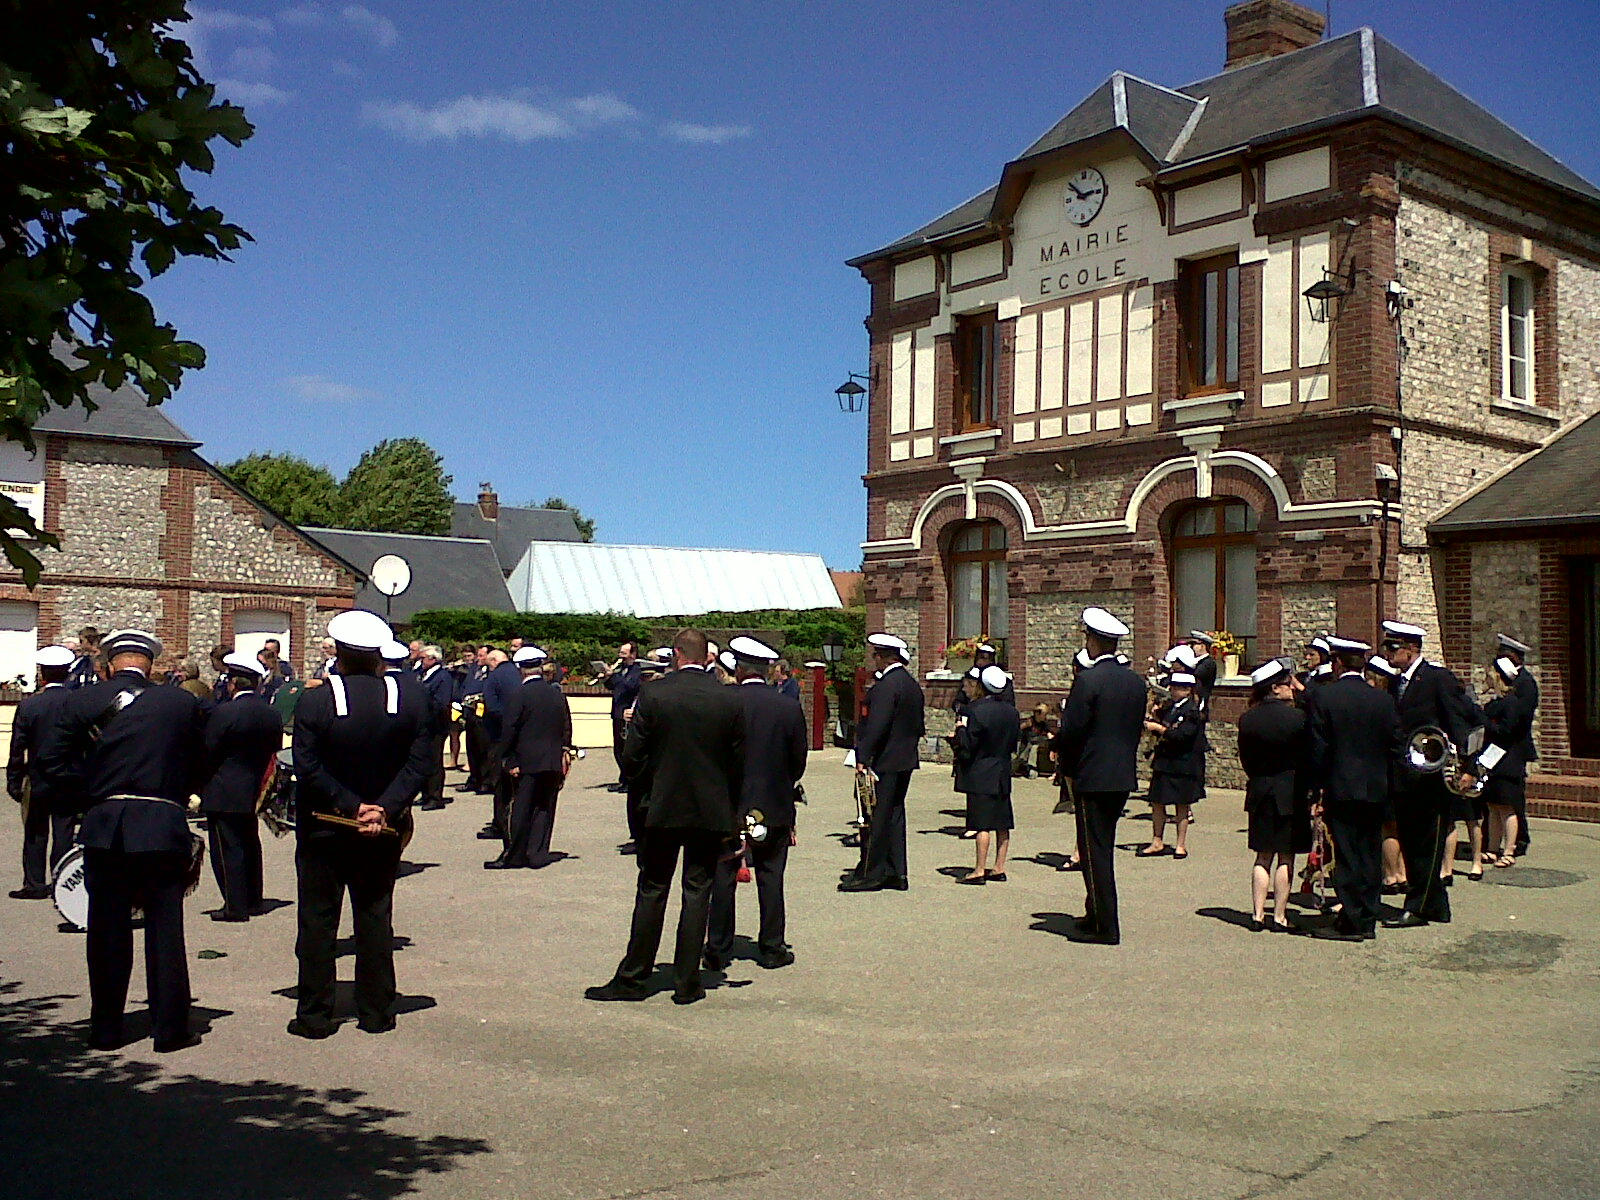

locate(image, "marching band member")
[[289, 610, 433, 1038], [1496, 633, 1539, 858], [417, 645, 454, 811], [488, 646, 571, 870], [1296, 636, 1334, 704], [599, 642, 642, 793], [953, 664, 1020, 884], [1378, 620, 1479, 930], [1481, 656, 1534, 869], [840, 633, 924, 893], [1140, 671, 1207, 859], [1183, 631, 1219, 706], [7, 646, 81, 901], [705, 637, 806, 970], [199, 651, 283, 922], [1049, 608, 1144, 944], [47, 630, 208, 1052], [1305, 636, 1400, 941], [1237, 660, 1309, 931]]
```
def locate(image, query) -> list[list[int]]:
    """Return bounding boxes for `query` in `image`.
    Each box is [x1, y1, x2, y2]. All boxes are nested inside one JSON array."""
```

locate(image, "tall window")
[[947, 520, 1008, 648], [1572, 559, 1600, 758], [954, 312, 999, 431], [1180, 253, 1240, 395], [1171, 500, 1257, 661], [1502, 267, 1536, 403]]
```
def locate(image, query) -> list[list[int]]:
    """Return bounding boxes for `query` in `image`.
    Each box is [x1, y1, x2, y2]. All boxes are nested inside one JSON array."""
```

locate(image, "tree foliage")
[[220, 452, 340, 527], [1, 2, 254, 582], [337, 437, 454, 536], [537, 495, 595, 542]]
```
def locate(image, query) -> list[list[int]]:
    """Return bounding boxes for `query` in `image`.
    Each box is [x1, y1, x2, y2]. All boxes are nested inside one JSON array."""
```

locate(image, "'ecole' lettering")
[[1039, 259, 1128, 295]]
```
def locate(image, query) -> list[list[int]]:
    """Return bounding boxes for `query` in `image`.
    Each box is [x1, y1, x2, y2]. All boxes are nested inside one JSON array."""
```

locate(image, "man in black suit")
[[1049, 607, 1145, 944], [489, 646, 572, 869], [456, 645, 492, 794], [43, 630, 207, 1052], [1497, 632, 1538, 857], [1380, 620, 1479, 929], [416, 644, 454, 811], [1305, 637, 1401, 940], [479, 648, 523, 839], [705, 637, 807, 971], [290, 610, 435, 1039], [601, 642, 642, 793], [200, 652, 285, 921], [840, 632, 925, 893], [7, 646, 82, 900], [588, 628, 744, 1005]]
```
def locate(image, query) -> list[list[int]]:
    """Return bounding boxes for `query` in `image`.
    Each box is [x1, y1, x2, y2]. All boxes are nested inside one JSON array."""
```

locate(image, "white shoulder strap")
[[329, 674, 349, 717], [384, 674, 399, 716]]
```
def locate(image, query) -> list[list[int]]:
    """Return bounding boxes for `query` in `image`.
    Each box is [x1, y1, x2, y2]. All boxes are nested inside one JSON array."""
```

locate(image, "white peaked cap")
[[222, 651, 268, 678], [1366, 656, 1400, 678], [36, 645, 75, 668], [1381, 620, 1426, 642], [1082, 607, 1129, 638], [1168, 672, 1197, 686], [717, 650, 738, 673], [103, 629, 162, 659], [1328, 636, 1372, 653], [327, 610, 392, 652], [380, 640, 410, 662], [1250, 660, 1289, 686], [1493, 656, 1521, 681], [867, 632, 910, 659], [980, 665, 1010, 694], [729, 635, 780, 663], [513, 645, 548, 665], [1497, 633, 1531, 655], [1187, 630, 1216, 645]]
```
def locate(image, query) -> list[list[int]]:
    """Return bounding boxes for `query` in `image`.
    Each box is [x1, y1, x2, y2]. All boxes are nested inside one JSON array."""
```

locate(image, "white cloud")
[[661, 120, 753, 145], [287, 374, 375, 403], [189, 8, 274, 36], [276, 3, 325, 26], [228, 44, 279, 76], [340, 4, 399, 48], [219, 79, 293, 105], [363, 91, 641, 143]]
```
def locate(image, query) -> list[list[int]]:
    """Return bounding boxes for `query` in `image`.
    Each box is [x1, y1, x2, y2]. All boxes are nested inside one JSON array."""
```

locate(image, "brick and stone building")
[[0, 384, 360, 683], [847, 0, 1600, 791]]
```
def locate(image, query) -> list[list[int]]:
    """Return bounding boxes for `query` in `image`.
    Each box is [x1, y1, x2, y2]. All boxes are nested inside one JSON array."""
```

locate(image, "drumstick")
[[314, 811, 401, 836]]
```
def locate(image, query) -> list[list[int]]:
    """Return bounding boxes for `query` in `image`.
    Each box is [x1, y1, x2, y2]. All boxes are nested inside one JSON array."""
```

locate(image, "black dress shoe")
[[841, 833, 861, 848], [956, 874, 986, 885], [838, 876, 885, 893], [1381, 882, 1407, 895], [617, 841, 637, 855], [483, 858, 528, 870], [9, 886, 51, 900], [1310, 925, 1368, 942], [210, 910, 249, 922], [1383, 911, 1430, 929], [885, 876, 909, 891], [606, 782, 627, 793], [475, 829, 502, 841], [1057, 858, 1083, 873], [757, 948, 795, 970], [584, 982, 647, 1002], [987, 872, 1007, 883], [286, 1018, 337, 1040], [701, 953, 726, 972], [1441, 875, 1454, 888], [357, 1017, 396, 1034], [87, 1032, 123, 1051], [420, 801, 446, 811], [671, 989, 706, 1006], [153, 1032, 202, 1053]]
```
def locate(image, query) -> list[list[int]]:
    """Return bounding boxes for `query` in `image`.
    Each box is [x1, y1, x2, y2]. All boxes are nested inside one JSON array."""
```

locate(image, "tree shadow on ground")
[[0, 980, 489, 1200]]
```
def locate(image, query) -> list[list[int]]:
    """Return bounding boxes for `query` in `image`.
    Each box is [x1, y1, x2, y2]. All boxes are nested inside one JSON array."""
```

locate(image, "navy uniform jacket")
[[738, 680, 807, 828], [1237, 698, 1308, 817], [1511, 670, 1540, 763], [1306, 673, 1401, 807], [622, 667, 744, 833], [292, 672, 434, 832], [459, 662, 489, 699], [606, 661, 643, 718], [953, 694, 1021, 797], [6, 683, 82, 811], [45, 670, 207, 855], [499, 677, 573, 775], [67, 654, 99, 689], [418, 663, 455, 733], [775, 675, 801, 702], [1482, 692, 1535, 781], [856, 663, 925, 775], [952, 672, 1015, 715], [482, 661, 523, 736], [1149, 697, 1207, 778], [1395, 661, 1476, 746], [1192, 654, 1218, 705], [1050, 655, 1146, 792], [200, 692, 284, 814]]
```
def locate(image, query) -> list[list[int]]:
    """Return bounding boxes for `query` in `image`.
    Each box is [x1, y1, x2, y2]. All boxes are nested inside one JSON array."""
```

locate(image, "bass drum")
[[53, 844, 89, 932], [258, 747, 298, 838]]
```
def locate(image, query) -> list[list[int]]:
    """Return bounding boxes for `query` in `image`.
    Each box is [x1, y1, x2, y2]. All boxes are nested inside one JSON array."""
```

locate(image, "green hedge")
[[406, 607, 867, 679]]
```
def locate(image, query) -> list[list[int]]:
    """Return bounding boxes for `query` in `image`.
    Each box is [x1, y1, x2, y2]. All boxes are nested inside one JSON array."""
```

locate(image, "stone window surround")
[[1487, 236, 1558, 413]]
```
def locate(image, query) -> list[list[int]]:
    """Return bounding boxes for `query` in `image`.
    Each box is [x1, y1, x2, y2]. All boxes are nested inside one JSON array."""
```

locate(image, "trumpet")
[[1405, 726, 1487, 798]]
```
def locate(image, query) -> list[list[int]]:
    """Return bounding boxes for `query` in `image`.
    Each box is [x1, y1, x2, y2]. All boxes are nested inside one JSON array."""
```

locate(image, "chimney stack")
[[477, 481, 499, 520], [1223, 0, 1326, 70]]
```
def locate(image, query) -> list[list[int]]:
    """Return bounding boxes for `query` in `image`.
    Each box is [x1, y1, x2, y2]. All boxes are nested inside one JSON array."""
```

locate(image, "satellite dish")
[[369, 554, 412, 597]]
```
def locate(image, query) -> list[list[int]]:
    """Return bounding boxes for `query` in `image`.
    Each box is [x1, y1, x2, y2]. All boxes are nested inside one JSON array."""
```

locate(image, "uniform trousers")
[[505, 770, 562, 866], [611, 714, 628, 785], [1395, 776, 1452, 922], [862, 770, 911, 883], [206, 811, 263, 916], [482, 716, 505, 794], [1074, 789, 1126, 942], [613, 828, 723, 997], [1323, 803, 1384, 933], [294, 833, 402, 1030], [21, 802, 77, 892], [420, 734, 446, 807], [84, 847, 191, 1046], [624, 782, 646, 844], [462, 706, 489, 791], [706, 827, 790, 959]]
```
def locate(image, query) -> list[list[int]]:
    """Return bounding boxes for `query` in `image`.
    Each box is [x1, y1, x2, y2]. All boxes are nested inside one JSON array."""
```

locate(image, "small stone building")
[[0, 384, 360, 683]]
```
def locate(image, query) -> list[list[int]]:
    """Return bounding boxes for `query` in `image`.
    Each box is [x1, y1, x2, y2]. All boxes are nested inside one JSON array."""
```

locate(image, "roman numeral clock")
[[1064, 166, 1107, 226]]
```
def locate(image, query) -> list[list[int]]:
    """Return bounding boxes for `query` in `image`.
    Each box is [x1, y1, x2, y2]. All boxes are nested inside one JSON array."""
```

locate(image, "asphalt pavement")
[[2, 750, 1598, 1199]]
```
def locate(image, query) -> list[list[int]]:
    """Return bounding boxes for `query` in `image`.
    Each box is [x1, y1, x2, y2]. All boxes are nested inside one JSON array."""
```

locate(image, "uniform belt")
[[103, 793, 187, 810]]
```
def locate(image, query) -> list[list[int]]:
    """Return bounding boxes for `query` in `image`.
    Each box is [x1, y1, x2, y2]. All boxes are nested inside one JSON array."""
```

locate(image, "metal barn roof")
[[507, 541, 844, 617]]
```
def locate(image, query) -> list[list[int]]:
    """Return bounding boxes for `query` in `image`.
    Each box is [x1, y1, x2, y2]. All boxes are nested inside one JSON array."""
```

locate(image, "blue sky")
[[152, 0, 1600, 569]]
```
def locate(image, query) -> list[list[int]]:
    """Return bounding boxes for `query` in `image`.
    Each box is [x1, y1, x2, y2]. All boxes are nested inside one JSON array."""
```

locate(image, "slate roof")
[[450, 502, 583, 573], [853, 28, 1600, 265], [301, 527, 516, 621], [507, 541, 843, 618], [32, 381, 198, 447], [1430, 413, 1600, 535]]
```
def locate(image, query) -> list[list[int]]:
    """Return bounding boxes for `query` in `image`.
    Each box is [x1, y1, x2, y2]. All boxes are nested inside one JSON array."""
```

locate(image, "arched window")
[[947, 520, 1009, 651], [1170, 500, 1257, 661]]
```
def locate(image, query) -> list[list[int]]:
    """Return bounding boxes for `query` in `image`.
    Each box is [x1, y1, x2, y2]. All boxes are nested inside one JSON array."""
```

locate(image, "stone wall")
[[54, 584, 161, 635], [53, 442, 167, 575], [1398, 427, 1521, 549], [1033, 474, 1124, 524], [1396, 547, 1444, 651], [1465, 540, 1547, 744], [191, 481, 343, 589], [881, 597, 921, 677], [883, 497, 917, 541], [1278, 582, 1338, 651], [1025, 589, 1135, 690]]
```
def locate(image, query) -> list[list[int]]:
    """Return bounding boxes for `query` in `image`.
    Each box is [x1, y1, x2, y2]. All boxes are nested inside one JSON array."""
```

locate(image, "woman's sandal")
[[1172, 849, 1189, 860], [1136, 845, 1165, 857]]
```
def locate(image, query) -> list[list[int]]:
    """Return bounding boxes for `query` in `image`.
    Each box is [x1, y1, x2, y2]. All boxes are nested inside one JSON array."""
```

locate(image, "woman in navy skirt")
[[1237, 660, 1311, 929], [1140, 673, 1206, 859]]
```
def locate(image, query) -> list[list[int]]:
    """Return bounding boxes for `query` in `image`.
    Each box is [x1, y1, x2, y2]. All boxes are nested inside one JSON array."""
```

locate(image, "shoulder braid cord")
[[327, 673, 399, 718]]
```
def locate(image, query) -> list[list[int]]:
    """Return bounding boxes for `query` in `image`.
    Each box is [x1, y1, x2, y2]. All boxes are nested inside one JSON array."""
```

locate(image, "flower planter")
[[946, 656, 974, 676]]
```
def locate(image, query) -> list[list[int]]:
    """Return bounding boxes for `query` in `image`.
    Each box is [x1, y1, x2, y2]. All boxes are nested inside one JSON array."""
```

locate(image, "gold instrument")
[[1405, 725, 1487, 799]]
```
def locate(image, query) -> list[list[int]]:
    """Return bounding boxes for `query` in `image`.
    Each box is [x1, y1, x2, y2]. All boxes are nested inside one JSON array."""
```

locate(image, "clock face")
[[1064, 167, 1108, 226]]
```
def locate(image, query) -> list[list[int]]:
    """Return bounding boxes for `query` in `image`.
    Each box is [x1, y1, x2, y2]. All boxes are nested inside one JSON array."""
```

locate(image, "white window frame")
[[1501, 266, 1537, 404]]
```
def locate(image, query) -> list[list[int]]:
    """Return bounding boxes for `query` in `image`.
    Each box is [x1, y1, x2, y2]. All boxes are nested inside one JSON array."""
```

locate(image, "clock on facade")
[[1064, 167, 1107, 226]]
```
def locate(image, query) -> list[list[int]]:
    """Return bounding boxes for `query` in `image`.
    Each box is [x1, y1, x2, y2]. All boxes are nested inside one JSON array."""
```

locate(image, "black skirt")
[[965, 791, 1014, 832], [1149, 771, 1201, 809], [1248, 805, 1313, 855], [1483, 775, 1526, 810]]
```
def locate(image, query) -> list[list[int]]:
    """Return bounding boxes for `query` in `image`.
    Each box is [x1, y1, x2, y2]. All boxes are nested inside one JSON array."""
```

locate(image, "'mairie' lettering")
[[1037, 224, 1130, 265], [1039, 259, 1128, 296]]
